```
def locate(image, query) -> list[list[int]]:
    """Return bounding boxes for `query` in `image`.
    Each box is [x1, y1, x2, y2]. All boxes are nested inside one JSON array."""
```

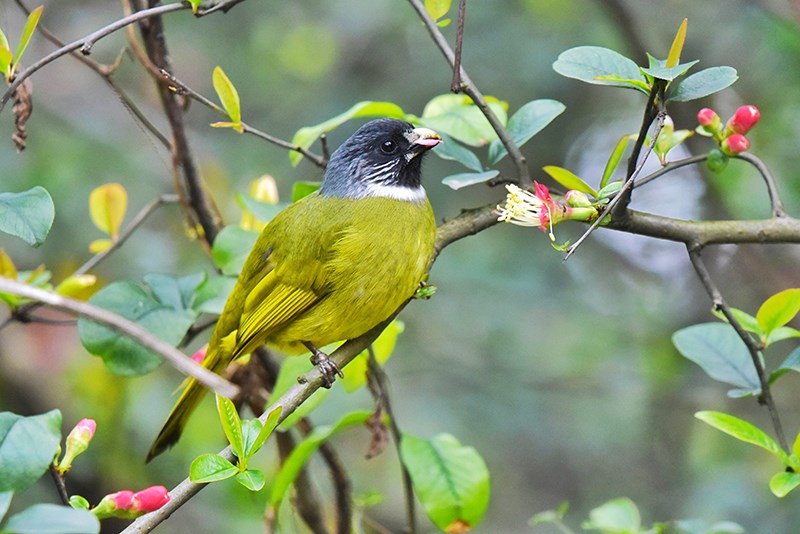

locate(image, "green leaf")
[[672, 323, 760, 397], [77, 281, 195, 375], [553, 46, 647, 93], [756, 289, 800, 338], [770, 471, 800, 498], [0, 47, 12, 78], [271, 357, 329, 430], [270, 411, 372, 506], [3, 504, 99, 534], [0, 187, 55, 247], [292, 182, 321, 202], [241, 406, 282, 459], [667, 66, 738, 103], [529, 502, 569, 527], [441, 171, 499, 191], [68, 495, 90, 510], [596, 180, 623, 199], [424, 0, 451, 21], [666, 19, 688, 68], [0, 491, 12, 521], [434, 133, 483, 172], [216, 395, 244, 461], [600, 135, 633, 188], [769, 346, 800, 384], [767, 326, 800, 345], [210, 225, 259, 276], [341, 320, 404, 393], [235, 469, 265, 492], [640, 60, 698, 82], [418, 94, 507, 147], [591, 75, 652, 93], [212, 66, 241, 125], [487, 99, 565, 164], [0, 410, 62, 493], [542, 166, 597, 196], [12, 6, 43, 72], [290, 102, 405, 165], [581, 497, 640, 533], [189, 453, 238, 483], [400, 433, 490, 532], [695, 411, 789, 465], [711, 306, 761, 335], [191, 274, 236, 315], [143, 272, 205, 314], [236, 193, 287, 224]]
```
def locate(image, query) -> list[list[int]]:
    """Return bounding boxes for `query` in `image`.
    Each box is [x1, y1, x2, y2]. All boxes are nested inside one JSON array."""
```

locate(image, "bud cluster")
[[696, 105, 760, 157]]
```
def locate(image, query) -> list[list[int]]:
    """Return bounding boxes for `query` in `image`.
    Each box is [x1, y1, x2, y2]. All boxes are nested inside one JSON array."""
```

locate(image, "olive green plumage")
[[147, 119, 441, 461]]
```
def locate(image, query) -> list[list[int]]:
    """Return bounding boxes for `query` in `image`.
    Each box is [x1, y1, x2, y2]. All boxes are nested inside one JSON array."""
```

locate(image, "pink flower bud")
[[721, 133, 750, 156], [110, 490, 134, 510], [191, 346, 207, 365], [58, 418, 97, 473], [727, 105, 760, 134], [131, 486, 170, 513], [697, 108, 719, 127]]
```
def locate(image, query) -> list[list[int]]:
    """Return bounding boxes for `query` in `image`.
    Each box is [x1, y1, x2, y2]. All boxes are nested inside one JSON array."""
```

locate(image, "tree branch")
[[686, 246, 789, 451], [406, 0, 530, 184], [0, 277, 238, 399], [0, 3, 187, 112]]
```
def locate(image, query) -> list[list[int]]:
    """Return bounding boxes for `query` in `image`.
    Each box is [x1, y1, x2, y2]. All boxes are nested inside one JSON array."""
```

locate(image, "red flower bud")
[[721, 133, 750, 156], [191, 346, 207, 365], [131, 485, 170, 513], [110, 490, 134, 510], [697, 108, 719, 127], [727, 105, 760, 134], [58, 418, 97, 473]]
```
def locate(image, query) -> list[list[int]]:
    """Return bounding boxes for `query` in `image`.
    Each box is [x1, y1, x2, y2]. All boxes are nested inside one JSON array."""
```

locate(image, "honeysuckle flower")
[[726, 105, 760, 135], [497, 182, 598, 241], [92, 485, 170, 520], [721, 133, 750, 156], [57, 418, 96, 474]]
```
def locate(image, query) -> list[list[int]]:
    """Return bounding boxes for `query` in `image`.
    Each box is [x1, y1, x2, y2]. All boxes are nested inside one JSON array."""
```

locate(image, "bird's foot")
[[303, 341, 343, 388]]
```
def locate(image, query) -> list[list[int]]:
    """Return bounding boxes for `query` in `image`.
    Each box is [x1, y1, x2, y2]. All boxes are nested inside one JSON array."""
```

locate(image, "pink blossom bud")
[[721, 133, 750, 156], [191, 346, 207, 365], [131, 486, 170, 513], [697, 108, 719, 127], [58, 418, 97, 473], [727, 105, 760, 134], [110, 490, 134, 510]]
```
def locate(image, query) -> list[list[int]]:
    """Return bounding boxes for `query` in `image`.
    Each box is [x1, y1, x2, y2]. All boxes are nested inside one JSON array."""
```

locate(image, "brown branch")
[[134, 1, 222, 247], [0, 277, 239, 399], [275, 431, 329, 534], [686, 246, 789, 451], [0, 3, 187, 112], [160, 70, 327, 169], [450, 0, 466, 93], [366, 350, 417, 534], [406, 0, 530, 184], [735, 152, 787, 218]]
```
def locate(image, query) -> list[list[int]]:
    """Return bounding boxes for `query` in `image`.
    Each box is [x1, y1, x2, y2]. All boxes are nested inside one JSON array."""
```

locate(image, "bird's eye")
[[380, 139, 398, 154]]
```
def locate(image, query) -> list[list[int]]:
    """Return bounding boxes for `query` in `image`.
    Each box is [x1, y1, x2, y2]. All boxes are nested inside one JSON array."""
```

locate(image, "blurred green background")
[[2, 1, 800, 532]]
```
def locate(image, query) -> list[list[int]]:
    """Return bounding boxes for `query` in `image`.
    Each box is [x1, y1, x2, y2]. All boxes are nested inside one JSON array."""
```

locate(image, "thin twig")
[[0, 3, 187, 112], [406, 0, 530, 183], [0, 277, 238, 399], [161, 70, 327, 168], [686, 246, 789, 451], [367, 350, 416, 534], [48, 465, 70, 505], [450, 0, 466, 93], [134, 1, 223, 246], [564, 82, 666, 260], [633, 153, 708, 188], [275, 431, 329, 534], [13, 0, 171, 149], [735, 152, 787, 218]]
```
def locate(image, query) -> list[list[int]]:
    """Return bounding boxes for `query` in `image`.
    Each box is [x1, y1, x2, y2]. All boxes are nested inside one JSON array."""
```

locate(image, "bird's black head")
[[320, 118, 442, 201]]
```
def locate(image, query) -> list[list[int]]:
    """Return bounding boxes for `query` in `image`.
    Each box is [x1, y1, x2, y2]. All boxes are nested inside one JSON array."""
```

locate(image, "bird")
[[147, 118, 442, 461]]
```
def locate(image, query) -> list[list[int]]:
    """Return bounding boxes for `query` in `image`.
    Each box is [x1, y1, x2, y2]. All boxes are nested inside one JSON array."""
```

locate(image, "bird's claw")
[[307, 346, 343, 388]]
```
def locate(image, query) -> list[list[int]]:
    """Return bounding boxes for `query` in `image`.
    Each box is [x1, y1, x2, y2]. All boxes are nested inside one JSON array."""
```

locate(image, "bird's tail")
[[146, 376, 209, 462]]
